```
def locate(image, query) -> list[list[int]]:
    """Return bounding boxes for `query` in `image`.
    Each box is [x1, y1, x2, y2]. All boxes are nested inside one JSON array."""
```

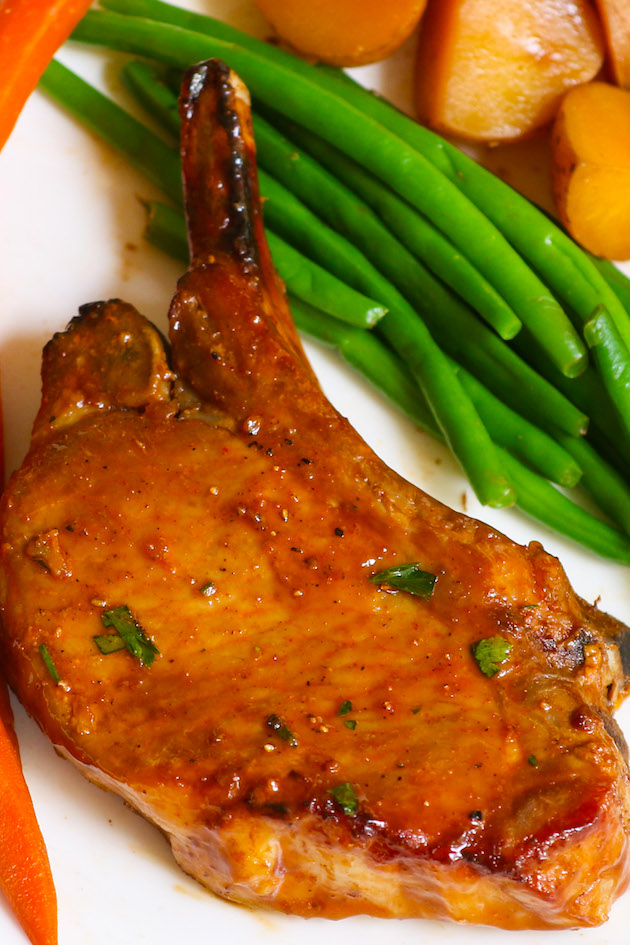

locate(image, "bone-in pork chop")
[[0, 61, 629, 930]]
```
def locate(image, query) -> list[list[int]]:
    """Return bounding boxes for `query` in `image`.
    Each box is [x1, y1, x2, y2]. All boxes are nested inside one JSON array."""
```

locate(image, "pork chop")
[[0, 60, 629, 930]]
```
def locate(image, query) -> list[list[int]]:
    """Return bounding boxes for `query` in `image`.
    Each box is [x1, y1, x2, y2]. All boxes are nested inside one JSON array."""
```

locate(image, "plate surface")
[[0, 2, 629, 943]]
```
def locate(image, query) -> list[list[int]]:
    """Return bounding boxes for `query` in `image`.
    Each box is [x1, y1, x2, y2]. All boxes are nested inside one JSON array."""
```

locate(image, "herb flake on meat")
[[94, 605, 160, 667], [369, 563, 436, 598], [471, 636, 512, 677]]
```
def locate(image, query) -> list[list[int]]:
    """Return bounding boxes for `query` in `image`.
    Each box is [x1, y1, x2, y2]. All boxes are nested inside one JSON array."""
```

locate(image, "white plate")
[[0, 2, 629, 943]]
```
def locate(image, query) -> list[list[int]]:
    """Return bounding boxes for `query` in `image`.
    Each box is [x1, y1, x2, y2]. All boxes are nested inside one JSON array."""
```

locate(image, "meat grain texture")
[[0, 61, 629, 930]]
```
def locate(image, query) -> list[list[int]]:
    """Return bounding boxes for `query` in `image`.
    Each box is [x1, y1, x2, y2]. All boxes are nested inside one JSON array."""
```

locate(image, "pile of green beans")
[[37, 0, 630, 563]]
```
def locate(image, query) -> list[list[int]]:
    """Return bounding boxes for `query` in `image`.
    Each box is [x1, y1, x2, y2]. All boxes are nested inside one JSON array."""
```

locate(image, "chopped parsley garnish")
[[39, 643, 60, 684], [93, 634, 126, 655], [369, 562, 436, 598], [338, 700, 353, 716], [94, 605, 159, 667], [471, 636, 512, 677], [199, 580, 215, 596], [266, 714, 298, 747], [528, 755, 538, 767], [344, 719, 357, 731], [329, 782, 358, 815]]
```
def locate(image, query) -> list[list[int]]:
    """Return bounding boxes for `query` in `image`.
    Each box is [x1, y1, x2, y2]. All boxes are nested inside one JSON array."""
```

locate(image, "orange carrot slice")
[[0, 0, 95, 151]]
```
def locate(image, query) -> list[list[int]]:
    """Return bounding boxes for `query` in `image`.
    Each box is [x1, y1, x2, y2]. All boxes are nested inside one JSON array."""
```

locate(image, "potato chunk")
[[253, 0, 427, 67], [595, 0, 630, 88], [415, 0, 605, 142], [551, 81, 630, 260]]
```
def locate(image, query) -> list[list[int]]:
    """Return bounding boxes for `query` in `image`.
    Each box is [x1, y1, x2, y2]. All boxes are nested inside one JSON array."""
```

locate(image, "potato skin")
[[253, 0, 428, 66], [415, 0, 605, 143]]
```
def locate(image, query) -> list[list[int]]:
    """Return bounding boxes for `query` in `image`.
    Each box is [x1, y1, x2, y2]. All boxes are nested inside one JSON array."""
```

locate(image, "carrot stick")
[[0, 675, 57, 945], [0, 0, 94, 151]]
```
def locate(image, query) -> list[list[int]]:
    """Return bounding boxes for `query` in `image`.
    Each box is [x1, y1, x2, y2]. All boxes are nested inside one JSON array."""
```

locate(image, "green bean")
[[446, 324, 588, 439], [590, 255, 630, 317], [118, 64, 548, 460], [254, 112, 588, 440], [125, 61, 587, 443], [298, 297, 581, 489], [114, 62, 529, 507], [412, 291, 588, 439], [272, 108, 630, 446], [265, 231, 387, 329], [43, 57, 516, 505], [450, 364, 582, 488], [500, 451, 630, 564], [322, 309, 630, 561], [288, 296, 440, 438], [259, 112, 519, 340], [512, 327, 630, 472], [120, 59, 180, 138], [374, 330, 511, 510], [295, 295, 582, 494], [146, 191, 581, 503], [293, 296, 580, 493], [557, 433, 630, 538], [39, 58, 183, 205], [258, 172, 398, 325], [73, 8, 587, 377], [121, 53, 530, 442], [583, 306, 630, 439], [144, 199, 186, 260], [313, 69, 630, 356], [142, 199, 187, 262], [107, 0, 630, 442], [144, 199, 514, 508]]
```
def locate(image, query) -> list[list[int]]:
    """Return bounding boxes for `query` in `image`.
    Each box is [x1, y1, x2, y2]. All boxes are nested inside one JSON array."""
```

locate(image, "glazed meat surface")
[[1, 61, 630, 930]]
